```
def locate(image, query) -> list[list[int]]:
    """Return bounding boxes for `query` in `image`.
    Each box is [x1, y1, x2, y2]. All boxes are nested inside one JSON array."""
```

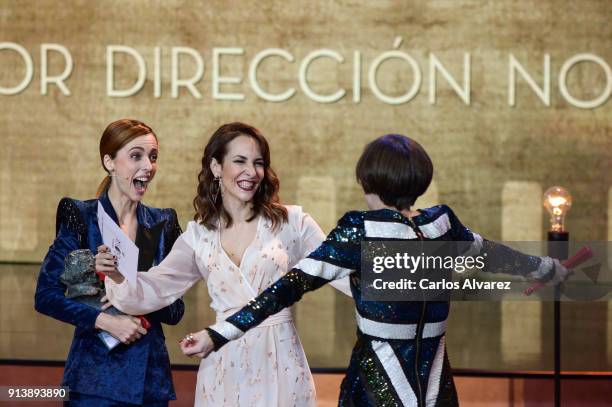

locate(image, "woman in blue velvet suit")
[[35, 119, 184, 406]]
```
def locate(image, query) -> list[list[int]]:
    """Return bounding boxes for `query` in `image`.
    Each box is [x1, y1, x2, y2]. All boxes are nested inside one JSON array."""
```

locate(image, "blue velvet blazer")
[[35, 192, 185, 404]]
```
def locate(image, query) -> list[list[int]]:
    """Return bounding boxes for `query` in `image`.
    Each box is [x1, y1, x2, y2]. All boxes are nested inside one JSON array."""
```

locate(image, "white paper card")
[[97, 202, 139, 285]]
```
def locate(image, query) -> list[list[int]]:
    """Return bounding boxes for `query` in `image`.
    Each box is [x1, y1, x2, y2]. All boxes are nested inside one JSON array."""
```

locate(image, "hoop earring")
[[211, 176, 220, 203]]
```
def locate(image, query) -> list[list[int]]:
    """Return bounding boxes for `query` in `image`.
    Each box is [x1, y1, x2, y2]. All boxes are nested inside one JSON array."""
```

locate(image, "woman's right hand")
[[95, 313, 147, 344], [95, 245, 125, 284]]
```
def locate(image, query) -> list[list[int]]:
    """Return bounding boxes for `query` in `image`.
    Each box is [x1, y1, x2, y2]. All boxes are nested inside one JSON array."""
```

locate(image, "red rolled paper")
[[523, 246, 593, 296]]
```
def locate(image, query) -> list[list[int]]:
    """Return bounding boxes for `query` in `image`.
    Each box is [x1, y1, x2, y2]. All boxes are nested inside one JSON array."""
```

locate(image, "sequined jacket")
[[34, 192, 184, 404], [207, 205, 554, 407]]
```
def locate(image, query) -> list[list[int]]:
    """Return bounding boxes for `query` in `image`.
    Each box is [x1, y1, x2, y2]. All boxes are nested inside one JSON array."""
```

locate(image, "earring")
[[211, 175, 220, 203]]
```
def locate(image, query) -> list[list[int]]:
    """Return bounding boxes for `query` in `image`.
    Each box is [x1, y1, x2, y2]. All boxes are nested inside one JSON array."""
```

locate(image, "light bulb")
[[543, 186, 572, 232]]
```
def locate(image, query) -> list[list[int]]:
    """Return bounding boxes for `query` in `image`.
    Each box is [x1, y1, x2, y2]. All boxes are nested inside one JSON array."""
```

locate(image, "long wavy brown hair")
[[194, 122, 287, 231]]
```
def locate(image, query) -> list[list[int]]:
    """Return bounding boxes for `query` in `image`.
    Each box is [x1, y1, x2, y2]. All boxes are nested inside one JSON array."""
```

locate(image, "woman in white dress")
[[103, 122, 350, 406]]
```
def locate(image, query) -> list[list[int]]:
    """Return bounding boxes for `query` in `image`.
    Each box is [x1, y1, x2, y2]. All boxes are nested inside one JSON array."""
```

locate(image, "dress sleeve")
[[34, 198, 101, 330], [445, 205, 555, 280], [295, 207, 352, 297], [105, 221, 203, 315], [207, 212, 362, 350]]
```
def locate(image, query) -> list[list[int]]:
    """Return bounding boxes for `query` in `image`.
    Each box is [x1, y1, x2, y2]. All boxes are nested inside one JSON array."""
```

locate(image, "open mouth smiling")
[[133, 177, 150, 193], [237, 180, 258, 192]]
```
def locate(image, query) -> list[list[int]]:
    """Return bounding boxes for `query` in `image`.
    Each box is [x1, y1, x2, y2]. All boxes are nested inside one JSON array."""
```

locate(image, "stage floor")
[[1, 365, 611, 406]]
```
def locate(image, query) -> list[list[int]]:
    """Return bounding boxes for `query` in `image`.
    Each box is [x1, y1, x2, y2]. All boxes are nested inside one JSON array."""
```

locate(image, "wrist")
[[205, 327, 229, 351], [107, 274, 125, 285], [95, 312, 111, 330]]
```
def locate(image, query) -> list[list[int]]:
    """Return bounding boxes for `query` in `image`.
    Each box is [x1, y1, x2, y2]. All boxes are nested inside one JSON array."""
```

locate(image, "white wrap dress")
[[106, 205, 350, 406]]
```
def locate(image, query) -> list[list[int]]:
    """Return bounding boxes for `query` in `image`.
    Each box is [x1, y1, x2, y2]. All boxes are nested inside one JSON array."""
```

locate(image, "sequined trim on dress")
[[359, 348, 400, 406], [371, 340, 418, 407], [425, 335, 446, 406]]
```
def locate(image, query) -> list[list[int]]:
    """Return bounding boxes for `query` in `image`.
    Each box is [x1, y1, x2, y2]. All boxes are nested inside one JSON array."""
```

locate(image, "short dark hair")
[[356, 134, 433, 210]]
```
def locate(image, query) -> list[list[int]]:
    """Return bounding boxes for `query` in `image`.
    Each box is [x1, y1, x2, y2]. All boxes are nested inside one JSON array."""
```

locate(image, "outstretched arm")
[[183, 212, 363, 357], [104, 221, 203, 315], [296, 207, 353, 297], [141, 210, 185, 325], [446, 205, 568, 283]]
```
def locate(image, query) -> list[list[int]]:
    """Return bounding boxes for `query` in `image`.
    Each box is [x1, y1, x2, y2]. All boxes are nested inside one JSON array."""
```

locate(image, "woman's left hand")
[[546, 258, 571, 286], [179, 329, 214, 358], [95, 245, 125, 284]]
